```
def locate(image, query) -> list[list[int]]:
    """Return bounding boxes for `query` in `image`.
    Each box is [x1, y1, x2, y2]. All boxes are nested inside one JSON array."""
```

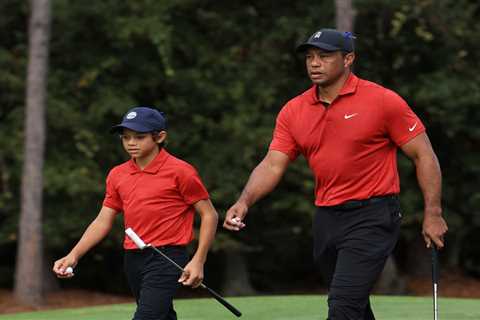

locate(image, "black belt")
[[325, 195, 398, 211], [127, 245, 185, 253]]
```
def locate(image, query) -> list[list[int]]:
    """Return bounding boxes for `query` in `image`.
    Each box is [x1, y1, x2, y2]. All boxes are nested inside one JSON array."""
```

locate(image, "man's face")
[[305, 47, 354, 86]]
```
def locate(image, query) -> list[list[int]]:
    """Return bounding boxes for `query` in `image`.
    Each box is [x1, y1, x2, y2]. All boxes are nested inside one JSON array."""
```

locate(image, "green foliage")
[[1, 0, 480, 291]]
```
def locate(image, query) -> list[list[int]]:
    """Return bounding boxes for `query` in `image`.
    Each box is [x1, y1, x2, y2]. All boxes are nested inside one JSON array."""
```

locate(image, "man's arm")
[[178, 199, 218, 288], [52, 206, 118, 277], [223, 150, 290, 231], [401, 133, 448, 248]]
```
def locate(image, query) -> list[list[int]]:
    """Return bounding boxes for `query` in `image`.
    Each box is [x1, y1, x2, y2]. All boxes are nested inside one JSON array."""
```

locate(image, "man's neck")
[[317, 71, 350, 104]]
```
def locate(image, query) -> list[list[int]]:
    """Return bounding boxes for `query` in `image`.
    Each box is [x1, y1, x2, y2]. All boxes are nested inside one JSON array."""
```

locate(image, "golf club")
[[431, 245, 439, 320], [125, 228, 242, 317]]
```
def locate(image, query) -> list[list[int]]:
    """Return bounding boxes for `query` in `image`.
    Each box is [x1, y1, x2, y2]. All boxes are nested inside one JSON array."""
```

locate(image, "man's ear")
[[344, 52, 355, 68]]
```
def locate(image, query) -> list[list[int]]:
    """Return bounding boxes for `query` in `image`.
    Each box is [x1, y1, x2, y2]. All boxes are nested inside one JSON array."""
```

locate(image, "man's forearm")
[[238, 159, 285, 207], [415, 153, 442, 217]]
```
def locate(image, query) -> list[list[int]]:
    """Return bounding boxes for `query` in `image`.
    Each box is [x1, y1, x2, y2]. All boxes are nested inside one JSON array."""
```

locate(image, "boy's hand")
[[53, 254, 78, 278], [178, 259, 204, 288]]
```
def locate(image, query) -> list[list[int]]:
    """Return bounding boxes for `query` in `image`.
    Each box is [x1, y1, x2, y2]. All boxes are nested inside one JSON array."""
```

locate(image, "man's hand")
[[53, 254, 78, 278], [223, 202, 248, 231], [178, 259, 204, 288], [422, 213, 448, 249]]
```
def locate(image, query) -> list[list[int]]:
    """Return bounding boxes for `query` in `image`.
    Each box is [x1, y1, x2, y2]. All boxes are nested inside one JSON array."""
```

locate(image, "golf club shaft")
[[432, 245, 439, 320], [149, 245, 242, 317]]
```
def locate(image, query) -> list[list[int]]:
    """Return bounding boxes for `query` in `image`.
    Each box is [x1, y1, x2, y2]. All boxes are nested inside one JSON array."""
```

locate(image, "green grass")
[[1, 295, 479, 320]]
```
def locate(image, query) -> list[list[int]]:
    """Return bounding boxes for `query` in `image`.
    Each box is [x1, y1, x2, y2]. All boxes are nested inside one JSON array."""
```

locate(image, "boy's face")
[[119, 128, 166, 160]]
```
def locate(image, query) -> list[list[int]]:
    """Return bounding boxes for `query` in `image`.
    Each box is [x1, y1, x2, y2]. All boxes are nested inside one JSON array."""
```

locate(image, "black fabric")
[[124, 246, 188, 320], [313, 196, 402, 320]]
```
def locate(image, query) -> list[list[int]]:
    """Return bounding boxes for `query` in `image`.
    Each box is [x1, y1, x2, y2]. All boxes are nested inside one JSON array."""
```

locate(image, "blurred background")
[[1, 0, 479, 309]]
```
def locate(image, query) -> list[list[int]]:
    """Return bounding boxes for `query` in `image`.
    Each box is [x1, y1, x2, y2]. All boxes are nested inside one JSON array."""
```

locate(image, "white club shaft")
[[125, 228, 147, 249]]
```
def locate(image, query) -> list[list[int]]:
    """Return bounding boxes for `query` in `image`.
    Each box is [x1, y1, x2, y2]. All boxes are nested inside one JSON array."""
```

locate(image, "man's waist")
[[318, 194, 398, 211]]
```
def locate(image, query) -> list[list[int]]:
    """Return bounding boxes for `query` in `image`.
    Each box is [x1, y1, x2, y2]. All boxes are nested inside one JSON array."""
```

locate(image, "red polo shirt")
[[269, 73, 425, 206], [103, 149, 209, 249]]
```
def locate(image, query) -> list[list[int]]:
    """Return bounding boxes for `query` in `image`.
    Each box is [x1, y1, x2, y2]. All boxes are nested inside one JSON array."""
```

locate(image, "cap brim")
[[110, 123, 157, 134], [296, 42, 341, 53]]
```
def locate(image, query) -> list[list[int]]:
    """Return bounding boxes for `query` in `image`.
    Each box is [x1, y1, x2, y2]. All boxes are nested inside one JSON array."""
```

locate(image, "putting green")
[[0, 295, 478, 320]]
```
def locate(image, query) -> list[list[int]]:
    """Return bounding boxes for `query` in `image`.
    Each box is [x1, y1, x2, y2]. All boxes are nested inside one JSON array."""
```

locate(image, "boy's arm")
[[53, 206, 118, 277], [178, 199, 218, 287]]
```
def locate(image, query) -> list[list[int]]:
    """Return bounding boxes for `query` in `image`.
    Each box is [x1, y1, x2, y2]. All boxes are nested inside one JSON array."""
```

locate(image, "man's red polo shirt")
[[103, 149, 209, 249], [269, 73, 425, 206]]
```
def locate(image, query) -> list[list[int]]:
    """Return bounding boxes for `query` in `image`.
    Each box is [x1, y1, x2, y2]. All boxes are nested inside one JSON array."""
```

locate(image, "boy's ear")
[[154, 131, 167, 144]]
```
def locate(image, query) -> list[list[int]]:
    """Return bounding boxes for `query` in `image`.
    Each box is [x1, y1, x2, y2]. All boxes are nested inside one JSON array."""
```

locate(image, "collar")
[[127, 148, 170, 174], [305, 73, 359, 105]]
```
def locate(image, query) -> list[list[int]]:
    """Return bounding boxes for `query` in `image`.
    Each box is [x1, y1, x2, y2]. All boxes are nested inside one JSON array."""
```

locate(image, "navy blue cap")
[[110, 107, 167, 133], [296, 28, 355, 53]]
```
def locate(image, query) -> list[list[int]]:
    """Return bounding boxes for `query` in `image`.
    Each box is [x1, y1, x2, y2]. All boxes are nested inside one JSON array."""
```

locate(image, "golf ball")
[[66, 266, 73, 274]]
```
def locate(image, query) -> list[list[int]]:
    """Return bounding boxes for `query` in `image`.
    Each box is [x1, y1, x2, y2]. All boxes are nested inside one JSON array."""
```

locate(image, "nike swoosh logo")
[[344, 113, 358, 119], [409, 122, 417, 132]]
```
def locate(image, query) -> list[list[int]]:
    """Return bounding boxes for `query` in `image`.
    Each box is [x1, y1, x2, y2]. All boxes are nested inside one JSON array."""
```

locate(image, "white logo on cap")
[[313, 31, 322, 38], [126, 112, 137, 119]]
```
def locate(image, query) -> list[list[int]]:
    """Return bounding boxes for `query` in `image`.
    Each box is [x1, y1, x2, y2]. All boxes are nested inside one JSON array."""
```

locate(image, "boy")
[[53, 106, 218, 320]]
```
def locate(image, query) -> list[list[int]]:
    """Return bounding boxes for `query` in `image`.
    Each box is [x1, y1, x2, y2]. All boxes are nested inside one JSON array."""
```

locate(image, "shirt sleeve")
[[269, 103, 300, 161], [177, 166, 210, 205], [102, 170, 123, 212], [383, 89, 426, 146]]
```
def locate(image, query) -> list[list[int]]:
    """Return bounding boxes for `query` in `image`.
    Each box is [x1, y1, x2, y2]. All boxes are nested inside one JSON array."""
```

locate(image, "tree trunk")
[[14, 0, 51, 307], [406, 233, 432, 277], [335, 0, 356, 32], [221, 251, 256, 296], [374, 255, 407, 294]]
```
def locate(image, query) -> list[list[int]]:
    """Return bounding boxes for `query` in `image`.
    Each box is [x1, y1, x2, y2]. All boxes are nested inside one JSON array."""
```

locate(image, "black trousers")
[[124, 246, 188, 320], [313, 196, 402, 320]]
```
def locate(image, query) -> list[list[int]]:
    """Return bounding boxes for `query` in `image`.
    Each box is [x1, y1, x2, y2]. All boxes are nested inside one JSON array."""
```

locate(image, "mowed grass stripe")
[[1, 295, 479, 320]]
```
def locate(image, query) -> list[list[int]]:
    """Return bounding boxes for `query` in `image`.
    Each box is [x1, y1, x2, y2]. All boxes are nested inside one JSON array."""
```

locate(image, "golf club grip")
[[431, 245, 439, 283], [431, 245, 439, 320], [201, 284, 242, 317]]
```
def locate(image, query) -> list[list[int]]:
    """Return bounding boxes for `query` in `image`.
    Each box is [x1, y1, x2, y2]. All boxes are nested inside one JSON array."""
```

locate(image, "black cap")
[[296, 28, 355, 53], [110, 106, 167, 133]]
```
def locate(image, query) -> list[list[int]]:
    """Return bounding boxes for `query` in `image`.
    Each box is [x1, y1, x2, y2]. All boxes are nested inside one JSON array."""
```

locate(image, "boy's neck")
[[135, 148, 161, 170]]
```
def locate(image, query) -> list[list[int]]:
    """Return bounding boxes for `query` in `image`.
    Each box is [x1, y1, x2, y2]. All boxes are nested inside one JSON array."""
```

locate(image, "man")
[[223, 28, 448, 319]]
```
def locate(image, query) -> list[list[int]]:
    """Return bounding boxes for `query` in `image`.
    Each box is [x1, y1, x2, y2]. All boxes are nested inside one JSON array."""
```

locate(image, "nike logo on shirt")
[[409, 122, 417, 132], [344, 113, 358, 119]]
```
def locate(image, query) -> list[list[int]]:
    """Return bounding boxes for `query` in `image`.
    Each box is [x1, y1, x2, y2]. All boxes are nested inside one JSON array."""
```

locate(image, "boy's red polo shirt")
[[269, 73, 425, 206], [103, 149, 209, 249]]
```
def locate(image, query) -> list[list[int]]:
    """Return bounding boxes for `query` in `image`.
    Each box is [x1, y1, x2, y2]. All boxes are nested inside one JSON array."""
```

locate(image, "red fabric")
[[103, 149, 209, 249], [269, 73, 425, 206]]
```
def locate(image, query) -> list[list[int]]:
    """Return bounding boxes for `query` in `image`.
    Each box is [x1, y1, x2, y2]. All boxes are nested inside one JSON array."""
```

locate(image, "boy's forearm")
[[69, 207, 117, 260], [192, 204, 218, 264], [70, 219, 112, 260]]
